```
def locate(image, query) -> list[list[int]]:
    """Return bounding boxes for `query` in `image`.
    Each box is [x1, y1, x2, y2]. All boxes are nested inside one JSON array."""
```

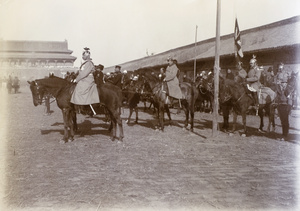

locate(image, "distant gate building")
[[0, 39, 76, 68]]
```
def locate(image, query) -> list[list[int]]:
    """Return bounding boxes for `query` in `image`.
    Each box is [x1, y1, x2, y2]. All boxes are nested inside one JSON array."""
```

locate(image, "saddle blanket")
[[258, 87, 276, 104]]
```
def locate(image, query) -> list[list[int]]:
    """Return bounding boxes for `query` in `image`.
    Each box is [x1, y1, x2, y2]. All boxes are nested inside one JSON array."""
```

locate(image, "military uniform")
[[165, 63, 182, 99], [276, 83, 292, 140], [246, 66, 261, 92], [71, 59, 100, 105]]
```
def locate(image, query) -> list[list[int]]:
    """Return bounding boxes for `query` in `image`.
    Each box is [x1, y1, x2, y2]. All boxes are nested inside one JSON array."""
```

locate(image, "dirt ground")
[[1, 82, 300, 211]]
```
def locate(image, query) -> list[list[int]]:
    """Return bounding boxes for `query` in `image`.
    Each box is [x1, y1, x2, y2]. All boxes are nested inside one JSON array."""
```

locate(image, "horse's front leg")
[[61, 108, 70, 143], [72, 110, 78, 132], [164, 104, 172, 121], [221, 103, 230, 132], [258, 105, 264, 131], [182, 102, 189, 129], [231, 110, 237, 133], [67, 110, 75, 142], [159, 104, 165, 131], [241, 110, 247, 137]]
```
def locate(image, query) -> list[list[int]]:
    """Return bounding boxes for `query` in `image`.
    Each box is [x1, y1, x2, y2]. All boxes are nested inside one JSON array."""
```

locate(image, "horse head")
[[219, 79, 235, 103], [27, 80, 45, 106]]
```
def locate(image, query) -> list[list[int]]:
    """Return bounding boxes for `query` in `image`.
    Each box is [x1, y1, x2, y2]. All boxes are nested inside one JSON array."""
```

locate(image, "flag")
[[234, 18, 244, 59]]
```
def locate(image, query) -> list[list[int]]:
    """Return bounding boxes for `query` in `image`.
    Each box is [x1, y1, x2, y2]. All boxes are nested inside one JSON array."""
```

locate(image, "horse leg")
[[61, 108, 70, 143], [189, 101, 195, 132], [182, 101, 189, 129], [67, 110, 75, 142], [72, 110, 78, 132], [231, 110, 237, 133], [258, 106, 264, 131], [164, 104, 172, 121], [126, 107, 134, 124], [159, 104, 165, 131], [109, 115, 117, 141], [134, 107, 138, 123], [241, 111, 247, 136], [117, 114, 124, 141], [269, 104, 276, 132], [222, 103, 230, 132]]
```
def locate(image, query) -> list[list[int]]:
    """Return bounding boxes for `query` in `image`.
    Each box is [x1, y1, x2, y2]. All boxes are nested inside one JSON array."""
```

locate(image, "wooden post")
[[212, 0, 221, 137], [194, 25, 198, 82]]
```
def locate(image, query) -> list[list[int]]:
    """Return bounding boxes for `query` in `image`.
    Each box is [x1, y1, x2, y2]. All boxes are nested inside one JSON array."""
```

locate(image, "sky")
[[0, 0, 300, 68]]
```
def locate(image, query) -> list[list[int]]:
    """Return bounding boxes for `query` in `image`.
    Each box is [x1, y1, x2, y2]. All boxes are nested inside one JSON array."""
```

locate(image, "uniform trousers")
[[277, 104, 291, 137]]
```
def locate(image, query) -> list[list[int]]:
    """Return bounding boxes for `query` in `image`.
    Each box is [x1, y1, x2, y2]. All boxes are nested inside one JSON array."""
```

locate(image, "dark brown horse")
[[138, 72, 196, 131], [28, 75, 124, 142], [194, 72, 214, 113], [219, 77, 276, 136]]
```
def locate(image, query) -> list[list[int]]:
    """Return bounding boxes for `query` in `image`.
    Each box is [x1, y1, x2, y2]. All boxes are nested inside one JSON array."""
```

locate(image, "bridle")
[[33, 80, 44, 105]]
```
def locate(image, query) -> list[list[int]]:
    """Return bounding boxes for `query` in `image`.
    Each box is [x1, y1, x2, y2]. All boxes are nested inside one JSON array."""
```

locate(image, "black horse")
[[219, 77, 276, 136], [138, 72, 196, 131], [194, 73, 214, 113], [28, 75, 124, 142]]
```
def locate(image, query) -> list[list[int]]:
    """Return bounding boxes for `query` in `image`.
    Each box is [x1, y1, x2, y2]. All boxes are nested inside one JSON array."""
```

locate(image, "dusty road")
[[0, 83, 300, 211]]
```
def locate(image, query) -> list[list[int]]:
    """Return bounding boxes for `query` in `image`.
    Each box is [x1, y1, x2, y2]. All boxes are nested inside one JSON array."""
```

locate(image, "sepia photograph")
[[0, 0, 300, 210]]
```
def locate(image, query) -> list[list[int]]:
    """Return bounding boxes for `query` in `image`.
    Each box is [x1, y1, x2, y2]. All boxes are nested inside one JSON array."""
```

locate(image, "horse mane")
[[142, 72, 160, 83], [37, 75, 68, 86]]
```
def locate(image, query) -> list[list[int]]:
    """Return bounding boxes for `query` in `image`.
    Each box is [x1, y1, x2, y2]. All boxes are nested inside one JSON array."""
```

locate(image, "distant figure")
[[12, 76, 20, 93], [7, 75, 12, 94]]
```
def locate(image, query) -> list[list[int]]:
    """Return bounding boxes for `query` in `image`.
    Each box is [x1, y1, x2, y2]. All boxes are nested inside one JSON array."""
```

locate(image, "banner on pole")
[[234, 18, 244, 60]]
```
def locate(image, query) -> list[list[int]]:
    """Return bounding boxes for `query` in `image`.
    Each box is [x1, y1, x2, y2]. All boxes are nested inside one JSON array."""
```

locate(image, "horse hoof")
[[241, 134, 246, 137], [68, 138, 73, 143], [111, 137, 116, 142], [59, 139, 67, 144], [125, 120, 129, 124], [229, 133, 234, 136]]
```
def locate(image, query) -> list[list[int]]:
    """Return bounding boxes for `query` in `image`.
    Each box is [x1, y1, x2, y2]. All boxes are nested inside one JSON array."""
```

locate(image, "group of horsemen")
[[71, 47, 291, 109], [70, 47, 293, 139]]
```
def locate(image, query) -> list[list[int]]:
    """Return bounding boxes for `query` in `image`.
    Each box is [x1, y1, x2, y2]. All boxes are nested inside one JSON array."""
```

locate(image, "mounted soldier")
[[246, 55, 262, 111], [106, 65, 123, 89], [275, 62, 290, 85], [70, 47, 100, 115], [234, 61, 247, 83], [164, 56, 183, 107]]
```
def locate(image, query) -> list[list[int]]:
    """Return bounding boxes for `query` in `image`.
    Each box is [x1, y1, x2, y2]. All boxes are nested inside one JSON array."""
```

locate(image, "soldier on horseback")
[[70, 47, 100, 115], [246, 55, 262, 111], [275, 62, 290, 85], [106, 65, 123, 89], [164, 56, 183, 107]]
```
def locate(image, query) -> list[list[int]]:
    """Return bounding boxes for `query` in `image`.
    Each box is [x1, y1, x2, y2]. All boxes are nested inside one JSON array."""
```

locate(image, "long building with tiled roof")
[[104, 15, 300, 76], [0, 40, 76, 67]]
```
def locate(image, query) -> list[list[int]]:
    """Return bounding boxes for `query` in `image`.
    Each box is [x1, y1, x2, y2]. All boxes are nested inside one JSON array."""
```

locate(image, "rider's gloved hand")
[[71, 79, 77, 83]]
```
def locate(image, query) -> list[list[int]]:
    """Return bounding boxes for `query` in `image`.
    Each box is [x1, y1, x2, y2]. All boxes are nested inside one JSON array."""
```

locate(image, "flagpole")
[[194, 25, 198, 82], [212, 0, 221, 137]]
